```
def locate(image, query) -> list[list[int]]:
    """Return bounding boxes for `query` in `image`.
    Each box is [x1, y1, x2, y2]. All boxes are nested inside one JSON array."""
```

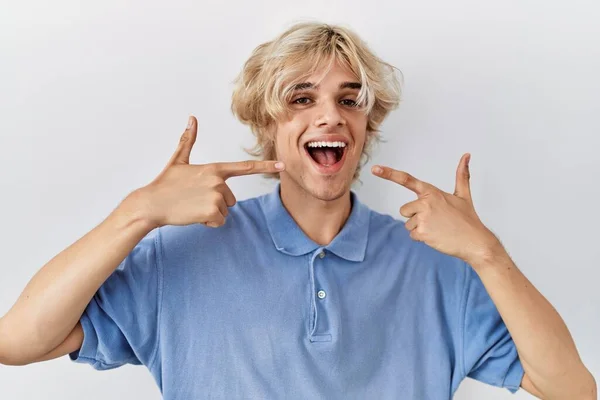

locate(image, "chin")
[[305, 178, 350, 202], [294, 163, 358, 202]]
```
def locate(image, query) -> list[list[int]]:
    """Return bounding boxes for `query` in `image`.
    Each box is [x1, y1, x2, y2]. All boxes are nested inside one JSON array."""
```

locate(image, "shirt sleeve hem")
[[458, 260, 471, 378], [502, 357, 525, 394], [68, 311, 99, 364], [147, 227, 164, 370]]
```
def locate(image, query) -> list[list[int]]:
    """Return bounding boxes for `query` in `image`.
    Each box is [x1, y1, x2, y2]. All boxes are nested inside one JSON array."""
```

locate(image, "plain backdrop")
[[1, 0, 599, 399]]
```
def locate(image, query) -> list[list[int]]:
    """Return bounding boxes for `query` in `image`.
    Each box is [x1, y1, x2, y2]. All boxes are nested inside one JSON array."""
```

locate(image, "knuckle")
[[225, 192, 237, 207], [207, 220, 223, 228], [463, 166, 471, 179], [211, 191, 223, 204], [213, 214, 226, 225], [436, 191, 448, 203], [202, 164, 218, 175], [208, 205, 221, 217], [399, 173, 411, 186], [208, 176, 223, 188], [420, 207, 431, 219], [240, 161, 254, 172], [215, 181, 229, 192], [424, 191, 437, 203]]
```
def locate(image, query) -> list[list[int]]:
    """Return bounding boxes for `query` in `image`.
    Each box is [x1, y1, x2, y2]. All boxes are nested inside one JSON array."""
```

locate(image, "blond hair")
[[231, 21, 402, 179]]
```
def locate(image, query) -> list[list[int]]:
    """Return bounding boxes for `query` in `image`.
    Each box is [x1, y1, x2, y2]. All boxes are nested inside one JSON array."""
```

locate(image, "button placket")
[[309, 249, 332, 342]]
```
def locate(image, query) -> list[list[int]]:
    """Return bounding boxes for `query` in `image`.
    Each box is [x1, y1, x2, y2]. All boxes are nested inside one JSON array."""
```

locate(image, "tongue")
[[312, 148, 337, 166]]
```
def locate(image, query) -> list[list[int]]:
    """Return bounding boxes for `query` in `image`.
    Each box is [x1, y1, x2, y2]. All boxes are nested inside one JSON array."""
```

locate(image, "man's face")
[[274, 62, 368, 201]]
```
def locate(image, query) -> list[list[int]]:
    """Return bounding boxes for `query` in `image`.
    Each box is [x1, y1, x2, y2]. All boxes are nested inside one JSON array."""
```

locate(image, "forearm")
[[469, 245, 596, 399], [0, 190, 155, 365]]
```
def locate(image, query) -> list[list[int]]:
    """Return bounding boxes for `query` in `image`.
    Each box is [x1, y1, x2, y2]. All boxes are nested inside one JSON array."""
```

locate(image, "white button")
[[318, 251, 325, 259], [317, 290, 326, 299]]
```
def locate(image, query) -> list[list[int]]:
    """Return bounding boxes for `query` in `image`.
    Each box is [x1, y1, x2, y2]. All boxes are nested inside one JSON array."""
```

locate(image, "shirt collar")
[[259, 183, 370, 262]]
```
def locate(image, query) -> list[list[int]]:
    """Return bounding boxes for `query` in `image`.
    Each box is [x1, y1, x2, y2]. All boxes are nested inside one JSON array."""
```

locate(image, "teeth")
[[307, 141, 347, 148]]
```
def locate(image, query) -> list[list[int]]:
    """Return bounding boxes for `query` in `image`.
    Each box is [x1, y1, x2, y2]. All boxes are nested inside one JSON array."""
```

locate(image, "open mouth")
[[304, 141, 347, 167]]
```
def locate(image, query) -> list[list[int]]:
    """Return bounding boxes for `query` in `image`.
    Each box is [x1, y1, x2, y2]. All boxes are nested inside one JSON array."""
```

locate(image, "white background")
[[1, 0, 598, 398]]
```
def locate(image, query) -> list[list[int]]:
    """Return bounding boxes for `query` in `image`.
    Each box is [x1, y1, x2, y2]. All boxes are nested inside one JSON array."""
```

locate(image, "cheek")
[[362, 130, 372, 147], [347, 112, 368, 135], [349, 124, 368, 151], [275, 120, 307, 153], [273, 129, 295, 161]]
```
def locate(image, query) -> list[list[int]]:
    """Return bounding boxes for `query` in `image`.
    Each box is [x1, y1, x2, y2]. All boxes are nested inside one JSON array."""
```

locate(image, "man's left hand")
[[372, 153, 502, 264]]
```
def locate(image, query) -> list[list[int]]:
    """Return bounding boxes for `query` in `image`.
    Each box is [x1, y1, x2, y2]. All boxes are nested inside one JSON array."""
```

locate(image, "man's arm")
[[5, 322, 85, 365], [470, 245, 596, 399], [0, 116, 285, 367], [34, 322, 84, 363], [372, 156, 596, 399], [0, 197, 154, 366]]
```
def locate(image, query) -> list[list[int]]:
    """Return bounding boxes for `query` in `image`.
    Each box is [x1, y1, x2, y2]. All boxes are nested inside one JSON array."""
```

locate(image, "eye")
[[340, 99, 358, 107], [292, 97, 312, 105]]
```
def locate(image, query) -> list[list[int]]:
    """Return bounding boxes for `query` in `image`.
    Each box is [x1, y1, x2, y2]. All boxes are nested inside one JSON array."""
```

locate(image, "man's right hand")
[[129, 115, 285, 229]]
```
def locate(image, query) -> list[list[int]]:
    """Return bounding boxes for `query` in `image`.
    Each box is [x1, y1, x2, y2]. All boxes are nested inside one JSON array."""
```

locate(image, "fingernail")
[[187, 116, 193, 129], [372, 166, 383, 174], [274, 162, 285, 170]]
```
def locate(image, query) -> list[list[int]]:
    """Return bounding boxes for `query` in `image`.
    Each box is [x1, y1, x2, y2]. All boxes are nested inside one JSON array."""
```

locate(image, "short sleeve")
[[460, 262, 524, 393], [68, 228, 163, 371]]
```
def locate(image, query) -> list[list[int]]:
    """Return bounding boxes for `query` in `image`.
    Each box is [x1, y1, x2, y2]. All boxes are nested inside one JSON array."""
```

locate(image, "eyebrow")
[[291, 81, 362, 91]]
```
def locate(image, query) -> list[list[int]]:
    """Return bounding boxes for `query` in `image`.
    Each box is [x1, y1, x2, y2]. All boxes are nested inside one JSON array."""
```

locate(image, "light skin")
[[274, 62, 368, 245], [274, 62, 596, 398]]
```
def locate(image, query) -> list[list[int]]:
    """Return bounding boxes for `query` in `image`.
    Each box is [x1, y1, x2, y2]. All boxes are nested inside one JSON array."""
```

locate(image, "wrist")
[[464, 232, 507, 269], [113, 188, 160, 232]]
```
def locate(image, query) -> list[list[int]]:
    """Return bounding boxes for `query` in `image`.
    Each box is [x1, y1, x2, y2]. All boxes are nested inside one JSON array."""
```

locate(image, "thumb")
[[453, 153, 472, 201], [168, 116, 197, 166]]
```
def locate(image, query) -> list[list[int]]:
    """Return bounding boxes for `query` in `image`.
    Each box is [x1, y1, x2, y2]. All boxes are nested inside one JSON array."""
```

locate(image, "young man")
[[0, 22, 595, 399]]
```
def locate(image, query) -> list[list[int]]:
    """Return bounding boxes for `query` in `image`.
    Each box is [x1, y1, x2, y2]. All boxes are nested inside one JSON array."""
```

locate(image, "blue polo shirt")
[[69, 184, 524, 398]]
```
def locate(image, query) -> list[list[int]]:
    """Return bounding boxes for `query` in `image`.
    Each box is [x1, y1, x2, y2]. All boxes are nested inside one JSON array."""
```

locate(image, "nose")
[[313, 100, 346, 128]]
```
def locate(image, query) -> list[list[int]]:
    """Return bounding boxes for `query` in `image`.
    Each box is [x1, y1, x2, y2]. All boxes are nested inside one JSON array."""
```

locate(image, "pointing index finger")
[[215, 160, 285, 179], [372, 165, 428, 196]]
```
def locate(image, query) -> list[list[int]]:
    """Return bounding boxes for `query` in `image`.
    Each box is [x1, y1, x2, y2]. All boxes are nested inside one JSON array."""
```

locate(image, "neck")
[[279, 177, 352, 246]]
